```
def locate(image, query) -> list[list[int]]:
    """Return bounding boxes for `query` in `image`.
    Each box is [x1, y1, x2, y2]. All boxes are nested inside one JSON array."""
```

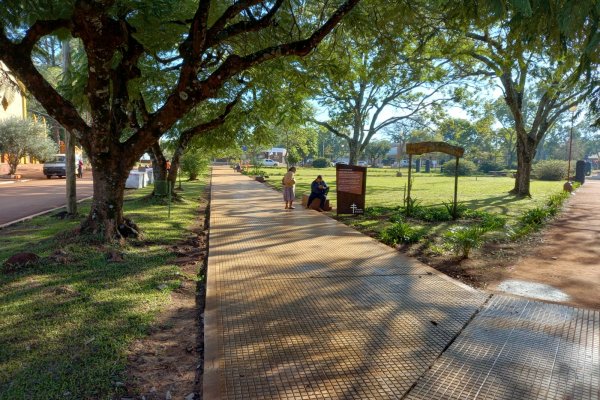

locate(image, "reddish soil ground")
[[406, 180, 600, 310], [124, 194, 209, 400], [487, 180, 600, 309]]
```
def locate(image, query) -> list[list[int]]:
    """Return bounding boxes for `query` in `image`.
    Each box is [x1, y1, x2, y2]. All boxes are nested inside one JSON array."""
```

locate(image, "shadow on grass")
[[0, 179, 208, 400]]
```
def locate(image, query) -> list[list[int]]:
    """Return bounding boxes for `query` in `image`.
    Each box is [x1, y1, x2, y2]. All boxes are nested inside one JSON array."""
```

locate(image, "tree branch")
[[205, 0, 284, 48], [311, 119, 346, 138], [150, 0, 360, 139], [466, 32, 503, 52], [20, 19, 71, 54], [179, 91, 243, 139], [0, 25, 90, 144]]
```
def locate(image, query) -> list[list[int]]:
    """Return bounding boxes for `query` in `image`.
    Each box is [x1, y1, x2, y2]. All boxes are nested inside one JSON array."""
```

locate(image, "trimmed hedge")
[[312, 158, 329, 168], [478, 160, 505, 173], [441, 159, 477, 176], [533, 160, 568, 181]]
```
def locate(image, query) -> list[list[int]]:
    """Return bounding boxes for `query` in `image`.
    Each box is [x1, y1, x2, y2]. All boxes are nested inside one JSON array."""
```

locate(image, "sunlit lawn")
[[263, 166, 565, 221], [0, 175, 208, 400]]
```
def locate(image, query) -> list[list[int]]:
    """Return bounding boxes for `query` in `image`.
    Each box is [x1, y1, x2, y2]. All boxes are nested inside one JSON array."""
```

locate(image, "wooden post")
[[406, 154, 412, 207], [453, 156, 459, 219]]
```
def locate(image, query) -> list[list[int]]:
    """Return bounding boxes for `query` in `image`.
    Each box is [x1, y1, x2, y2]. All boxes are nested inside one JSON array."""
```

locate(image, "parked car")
[[259, 159, 279, 167], [357, 161, 368, 167], [43, 154, 78, 179]]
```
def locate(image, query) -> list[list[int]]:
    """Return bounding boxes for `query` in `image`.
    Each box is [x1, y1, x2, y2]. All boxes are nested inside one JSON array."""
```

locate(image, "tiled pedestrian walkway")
[[204, 167, 599, 399]]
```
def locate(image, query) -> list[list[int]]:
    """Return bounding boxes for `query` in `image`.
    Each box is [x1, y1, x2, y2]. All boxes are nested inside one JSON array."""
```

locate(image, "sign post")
[[336, 164, 367, 215]]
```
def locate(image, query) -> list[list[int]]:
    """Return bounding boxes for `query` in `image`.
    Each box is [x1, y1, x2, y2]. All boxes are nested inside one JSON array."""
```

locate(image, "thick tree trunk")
[[348, 140, 360, 165], [81, 156, 138, 240], [150, 142, 167, 182], [510, 138, 535, 197], [8, 155, 18, 175], [167, 156, 180, 193]]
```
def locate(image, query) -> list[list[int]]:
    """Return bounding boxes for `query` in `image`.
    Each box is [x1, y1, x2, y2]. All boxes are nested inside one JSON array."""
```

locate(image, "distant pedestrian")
[[282, 167, 297, 209], [166, 159, 171, 174], [77, 159, 83, 178]]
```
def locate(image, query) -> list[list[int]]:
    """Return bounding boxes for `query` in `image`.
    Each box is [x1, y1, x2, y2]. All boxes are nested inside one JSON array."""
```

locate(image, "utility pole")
[[63, 39, 77, 216]]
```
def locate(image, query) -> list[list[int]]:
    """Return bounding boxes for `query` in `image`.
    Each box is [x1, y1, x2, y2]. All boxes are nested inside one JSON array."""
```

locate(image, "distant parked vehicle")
[[43, 154, 78, 179], [357, 161, 368, 167], [335, 161, 347, 166], [259, 159, 279, 167]]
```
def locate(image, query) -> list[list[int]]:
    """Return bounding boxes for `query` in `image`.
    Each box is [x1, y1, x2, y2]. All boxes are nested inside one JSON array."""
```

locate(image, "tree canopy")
[[0, 0, 360, 239]]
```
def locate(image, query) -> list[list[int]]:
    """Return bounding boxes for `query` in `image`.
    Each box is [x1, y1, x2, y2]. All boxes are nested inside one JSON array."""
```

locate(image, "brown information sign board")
[[336, 164, 367, 215]]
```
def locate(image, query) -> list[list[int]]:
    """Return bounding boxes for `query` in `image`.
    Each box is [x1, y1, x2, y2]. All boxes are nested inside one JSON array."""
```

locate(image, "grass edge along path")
[[251, 166, 573, 261], [0, 175, 209, 400]]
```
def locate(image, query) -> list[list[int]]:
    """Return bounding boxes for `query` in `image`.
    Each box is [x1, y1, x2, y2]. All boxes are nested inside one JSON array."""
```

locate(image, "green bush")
[[443, 201, 469, 218], [519, 207, 550, 226], [478, 160, 505, 173], [380, 221, 425, 245], [461, 209, 507, 229], [365, 206, 397, 217], [414, 206, 452, 222], [403, 197, 422, 217], [312, 158, 329, 168], [181, 150, 209, 180], [441, 159, 477, 176], [533, 160, 568, 181], [444, 226, 487, 258], [389, 212, 404, 223], [546, 191, 570, 215]]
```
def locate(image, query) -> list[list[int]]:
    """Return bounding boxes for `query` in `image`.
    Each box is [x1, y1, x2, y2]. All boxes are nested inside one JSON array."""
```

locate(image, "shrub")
[[365, 206, 394, 217], [441, 159, 477, 176], [181, 150, 209, 180], [312, 158, 329, 168], [0, 117, 57, 174], [389, 212, 404, 223], [546, 191, 570, 216], [380, 221, 425, 245], [519, 207, 550, 226], [415, 206, 452, 222], [403, 197, 422, 217], [478, 160, 505, 173], [249, 165, 266, 176], [444, 226, 487, 258], [443, 201, 469, 219], [533, 160, 568, 181]]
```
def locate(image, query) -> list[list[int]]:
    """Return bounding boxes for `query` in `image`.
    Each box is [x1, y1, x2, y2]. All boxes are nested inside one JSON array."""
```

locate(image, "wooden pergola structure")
[[405, 141, 465, 219]]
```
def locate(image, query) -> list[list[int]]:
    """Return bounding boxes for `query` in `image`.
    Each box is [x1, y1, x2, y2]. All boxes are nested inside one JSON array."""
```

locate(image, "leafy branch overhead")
[[0, 0, 360, 155], [0, 0, 361, 240]]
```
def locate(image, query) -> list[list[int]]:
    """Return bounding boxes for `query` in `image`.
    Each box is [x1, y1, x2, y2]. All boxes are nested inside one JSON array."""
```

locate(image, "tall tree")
[[449, 0, 599, 196], [363, 139, 392, 165], [0, 117, 57, 174], [0, 0, 360, 240], [309, 2, 459, 165]]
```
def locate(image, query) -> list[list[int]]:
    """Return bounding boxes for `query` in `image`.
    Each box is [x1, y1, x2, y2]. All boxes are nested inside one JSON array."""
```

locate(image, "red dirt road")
[[491, 179, 600, 309], [0, 177, 94, 226]]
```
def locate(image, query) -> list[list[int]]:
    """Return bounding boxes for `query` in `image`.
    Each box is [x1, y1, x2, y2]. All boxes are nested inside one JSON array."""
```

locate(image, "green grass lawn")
[[262, 166, 565, 220], [0, 176, 208, 399]]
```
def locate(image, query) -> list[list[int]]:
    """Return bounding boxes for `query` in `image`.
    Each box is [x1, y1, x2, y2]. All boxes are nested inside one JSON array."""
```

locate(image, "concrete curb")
[[0, 196, 93, 230]]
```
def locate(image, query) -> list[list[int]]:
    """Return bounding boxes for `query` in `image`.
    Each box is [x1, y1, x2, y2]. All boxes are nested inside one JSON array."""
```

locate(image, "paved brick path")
[[204, 167, 599, 399]]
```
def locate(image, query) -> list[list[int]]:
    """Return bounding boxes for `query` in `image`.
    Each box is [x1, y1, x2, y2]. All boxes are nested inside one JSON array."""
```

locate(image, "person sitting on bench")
[[308, 175, 329, 211]]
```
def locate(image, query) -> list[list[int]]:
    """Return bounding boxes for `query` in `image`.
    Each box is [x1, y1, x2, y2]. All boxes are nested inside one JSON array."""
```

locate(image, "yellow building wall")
[[1, 61, 33, 166]]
